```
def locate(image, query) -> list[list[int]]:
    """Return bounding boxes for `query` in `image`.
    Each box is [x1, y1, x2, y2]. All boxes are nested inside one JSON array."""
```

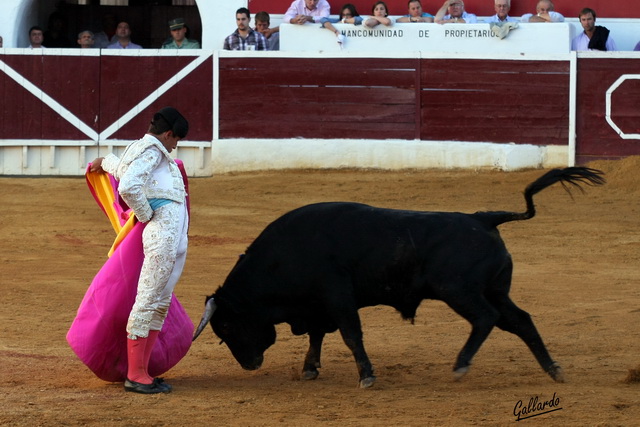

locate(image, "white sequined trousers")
[[127, 201, 189, 338]]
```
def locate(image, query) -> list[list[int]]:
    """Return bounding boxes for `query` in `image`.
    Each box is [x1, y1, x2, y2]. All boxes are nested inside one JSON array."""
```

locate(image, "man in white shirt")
[[485, 0, 517, 23], [521, 0, 564, 23], [107, 22, 142, 49], [283, 0, 331, 24], [571, 8, 616, 51]]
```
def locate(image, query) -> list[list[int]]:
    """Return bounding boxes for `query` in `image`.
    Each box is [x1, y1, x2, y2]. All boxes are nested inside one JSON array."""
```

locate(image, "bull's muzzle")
[[241, 355, 264, 371]]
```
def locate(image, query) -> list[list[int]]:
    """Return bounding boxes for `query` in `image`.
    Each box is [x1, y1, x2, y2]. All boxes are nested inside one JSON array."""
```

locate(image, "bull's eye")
[[221, 322, 230, 335]]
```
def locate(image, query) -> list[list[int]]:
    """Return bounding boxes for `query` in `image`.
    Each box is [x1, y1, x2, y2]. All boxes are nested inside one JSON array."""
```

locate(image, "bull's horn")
[[193, 297, 217, 341]]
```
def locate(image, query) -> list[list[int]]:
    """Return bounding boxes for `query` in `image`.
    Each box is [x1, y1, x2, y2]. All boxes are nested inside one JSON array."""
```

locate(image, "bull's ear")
[[193, 297, 217, 341]]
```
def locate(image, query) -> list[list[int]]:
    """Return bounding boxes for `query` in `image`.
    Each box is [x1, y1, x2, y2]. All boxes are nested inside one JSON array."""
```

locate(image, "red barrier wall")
[[100, 55, 213, 141], [2, 52, 640, 165], [0, 55, 100, 140], [219, 57, 418, 139], [576, 58, 640, 164], [0, 53, 212, 142], [421, 59, 569, 145], [219, 57, 570, 146]]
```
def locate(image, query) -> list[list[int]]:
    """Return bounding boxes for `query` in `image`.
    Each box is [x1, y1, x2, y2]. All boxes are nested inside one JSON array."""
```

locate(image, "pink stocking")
[[143, 330, 160, 378], [127, 336, 153, 384]]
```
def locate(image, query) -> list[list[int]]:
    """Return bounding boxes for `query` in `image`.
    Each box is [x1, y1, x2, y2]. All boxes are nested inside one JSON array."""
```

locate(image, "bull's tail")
[[475, 167, 605, 227]]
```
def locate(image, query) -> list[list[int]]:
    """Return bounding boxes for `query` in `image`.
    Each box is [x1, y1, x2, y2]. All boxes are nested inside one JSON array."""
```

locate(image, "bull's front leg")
[[338, 322, 376, 388], [302, 331, 325, 380], [326, 289, 375, 388]]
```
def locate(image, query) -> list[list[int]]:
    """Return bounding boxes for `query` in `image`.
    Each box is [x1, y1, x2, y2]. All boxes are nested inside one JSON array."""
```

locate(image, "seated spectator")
[[93, 14, 117, 49], [28, 26, 46, 49], [521, 0, 564, 23], [571, 8, 616, 51], [224, 8, 268, 50], [107, 22, 142, 49], [255, 11, 280, 51], [435, 0, 477, 24], [320, 3, 362, 48], [283, 0, 331, 25], [77, 30, 95, 49], [364, 1, 393, 28], [396, 0, 434, 23], [162, 18, 201, 49], [485, 0, 517, 23]]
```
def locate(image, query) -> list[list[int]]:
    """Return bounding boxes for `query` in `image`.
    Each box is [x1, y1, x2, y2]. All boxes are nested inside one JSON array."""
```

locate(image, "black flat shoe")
[[153, 377, 172, 392], [124, 378, 171, 394]]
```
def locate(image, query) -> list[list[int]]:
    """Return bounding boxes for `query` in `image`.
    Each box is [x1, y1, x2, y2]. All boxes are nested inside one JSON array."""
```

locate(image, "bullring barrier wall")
[[0, 24, 638, 176]]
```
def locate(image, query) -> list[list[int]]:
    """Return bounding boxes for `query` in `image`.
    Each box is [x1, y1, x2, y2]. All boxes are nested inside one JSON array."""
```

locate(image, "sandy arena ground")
[[1, 157, 639, 426]]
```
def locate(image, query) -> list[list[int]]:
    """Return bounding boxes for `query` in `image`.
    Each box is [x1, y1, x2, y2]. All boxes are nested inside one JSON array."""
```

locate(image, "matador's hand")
[[90, 157, 105, 173]]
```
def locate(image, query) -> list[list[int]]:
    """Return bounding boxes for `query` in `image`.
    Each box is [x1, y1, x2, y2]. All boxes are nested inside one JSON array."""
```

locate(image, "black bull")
[[193, 167, 605, 388]]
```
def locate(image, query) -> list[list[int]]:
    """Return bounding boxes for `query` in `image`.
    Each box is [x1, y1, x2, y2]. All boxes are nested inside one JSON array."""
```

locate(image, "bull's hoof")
[[453, 366, 469, 381], [359, 376, 376, 388], [302, 369, 319, 381], [547, 363, 565, 383]]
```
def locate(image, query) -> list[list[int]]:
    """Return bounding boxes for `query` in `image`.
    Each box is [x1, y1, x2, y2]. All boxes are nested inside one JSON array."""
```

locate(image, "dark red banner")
[[248, 0, 639, 19]]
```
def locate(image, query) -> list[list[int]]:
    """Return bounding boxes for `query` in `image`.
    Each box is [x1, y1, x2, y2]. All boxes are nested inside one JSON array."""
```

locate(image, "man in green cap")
[[162, 18, 201, 49]]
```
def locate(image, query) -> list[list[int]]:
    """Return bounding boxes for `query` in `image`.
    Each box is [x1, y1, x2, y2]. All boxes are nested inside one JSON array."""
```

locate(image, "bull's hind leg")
[[444, 296, 500, 381], [302, 332, 325, 380], [491, 295, 565, 382]]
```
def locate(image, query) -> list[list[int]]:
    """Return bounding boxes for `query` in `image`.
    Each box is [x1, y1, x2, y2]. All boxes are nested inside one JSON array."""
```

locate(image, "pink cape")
[[66, 160, 194, 382]]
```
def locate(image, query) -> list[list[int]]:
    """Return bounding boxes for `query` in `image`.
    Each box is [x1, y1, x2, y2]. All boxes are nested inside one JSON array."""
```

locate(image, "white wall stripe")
[[568, 51, 577, 167], [212, 50, 219, 142], [605, 74, 640, 140]]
